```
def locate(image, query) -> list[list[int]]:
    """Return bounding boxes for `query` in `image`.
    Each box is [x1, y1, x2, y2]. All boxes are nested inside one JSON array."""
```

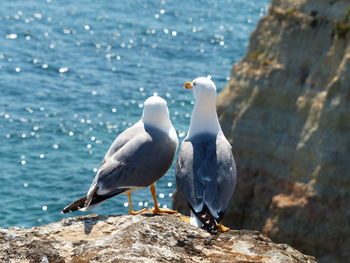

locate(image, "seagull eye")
[[193, 82, 196, 86]]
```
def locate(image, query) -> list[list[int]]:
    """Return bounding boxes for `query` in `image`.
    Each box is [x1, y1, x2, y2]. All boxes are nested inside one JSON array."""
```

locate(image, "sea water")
[[0, 0, 269, 228]]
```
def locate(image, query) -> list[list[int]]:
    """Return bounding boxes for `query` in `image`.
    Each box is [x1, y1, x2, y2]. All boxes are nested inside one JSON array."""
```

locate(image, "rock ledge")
[[0, 213, 315, 263]]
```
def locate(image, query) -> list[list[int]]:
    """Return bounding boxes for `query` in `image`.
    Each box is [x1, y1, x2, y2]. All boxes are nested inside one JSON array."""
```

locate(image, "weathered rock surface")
[[0, 213, 315, 263], [175, 0, 350, 262]]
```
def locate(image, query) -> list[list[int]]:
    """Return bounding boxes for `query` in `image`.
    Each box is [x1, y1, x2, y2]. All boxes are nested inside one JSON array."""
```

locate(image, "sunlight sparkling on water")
[[0, 0, 269, 228]]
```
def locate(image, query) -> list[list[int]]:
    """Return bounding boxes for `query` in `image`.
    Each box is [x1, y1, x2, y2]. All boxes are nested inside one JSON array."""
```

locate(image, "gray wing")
[[176, 133, 236, 220], [88, 122, 177, 197]]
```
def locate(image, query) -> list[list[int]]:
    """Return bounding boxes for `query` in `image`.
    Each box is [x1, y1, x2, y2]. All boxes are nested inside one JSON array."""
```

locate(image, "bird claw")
[[218, 223, 230, 232], [129, 208, 148, 215], [151, 207, 177, 214], [180, 215, 190, 223]]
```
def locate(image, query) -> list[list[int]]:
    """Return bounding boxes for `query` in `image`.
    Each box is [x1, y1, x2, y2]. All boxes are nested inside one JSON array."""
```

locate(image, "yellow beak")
[[184, 82, 192, 90]]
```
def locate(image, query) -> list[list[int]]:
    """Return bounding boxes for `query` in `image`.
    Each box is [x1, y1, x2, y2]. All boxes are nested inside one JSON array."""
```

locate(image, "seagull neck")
[[141, 114, 178, 145], [142, 114, 172, 132], [187, 99, 221, 138]]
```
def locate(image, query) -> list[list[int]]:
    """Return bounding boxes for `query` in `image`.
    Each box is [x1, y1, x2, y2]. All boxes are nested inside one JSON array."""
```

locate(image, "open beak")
[[184, 82, 192, 90]]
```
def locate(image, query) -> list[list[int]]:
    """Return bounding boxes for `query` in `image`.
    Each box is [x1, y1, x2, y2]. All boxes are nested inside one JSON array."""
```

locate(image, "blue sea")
[[0, 0, 268, 228]]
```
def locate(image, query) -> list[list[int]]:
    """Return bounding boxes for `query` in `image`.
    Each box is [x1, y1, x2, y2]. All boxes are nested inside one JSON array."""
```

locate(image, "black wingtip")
[[61, 196, 87, 214], [190, 204, 219, 235]]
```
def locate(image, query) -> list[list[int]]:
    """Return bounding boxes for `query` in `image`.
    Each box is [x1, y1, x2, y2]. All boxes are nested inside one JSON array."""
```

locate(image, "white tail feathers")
[[190, 211, 203, 227], [78, 202, 100, 212]]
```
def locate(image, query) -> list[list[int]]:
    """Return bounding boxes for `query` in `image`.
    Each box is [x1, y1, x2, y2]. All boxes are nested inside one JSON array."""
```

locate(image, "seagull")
[[62, 95, 178, 215], [176, 77, 237, 234]]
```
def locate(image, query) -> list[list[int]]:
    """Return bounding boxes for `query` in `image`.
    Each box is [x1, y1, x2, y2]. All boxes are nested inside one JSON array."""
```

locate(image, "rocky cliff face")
[[0, 213, 315, 263], [205, 0, 349, 262]]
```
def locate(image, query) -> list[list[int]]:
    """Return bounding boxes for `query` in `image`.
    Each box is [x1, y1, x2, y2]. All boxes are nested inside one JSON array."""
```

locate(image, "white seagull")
[[176, 77, 237, 233], [62, 95, 178, 215]]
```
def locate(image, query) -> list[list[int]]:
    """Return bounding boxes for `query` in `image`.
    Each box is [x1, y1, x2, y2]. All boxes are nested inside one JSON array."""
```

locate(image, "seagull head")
[[184, 77, 217, 103], [141, 95, 172, 129]]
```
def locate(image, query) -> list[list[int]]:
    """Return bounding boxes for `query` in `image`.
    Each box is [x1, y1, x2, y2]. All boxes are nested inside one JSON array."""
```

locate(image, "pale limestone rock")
[[0, 213, 315, 263]]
